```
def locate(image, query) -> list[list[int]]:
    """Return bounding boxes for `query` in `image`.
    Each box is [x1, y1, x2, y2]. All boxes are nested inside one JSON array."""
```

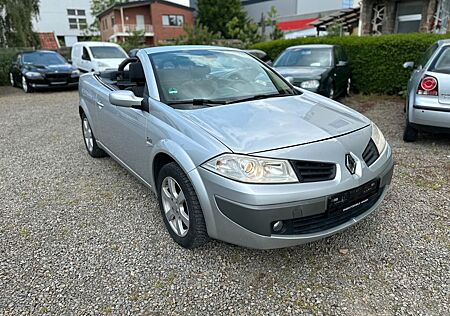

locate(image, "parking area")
[[0, 87, 448, 315]]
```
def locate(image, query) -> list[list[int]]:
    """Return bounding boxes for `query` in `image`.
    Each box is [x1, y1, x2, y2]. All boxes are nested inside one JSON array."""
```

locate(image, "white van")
[[71, 42, 128, 72]]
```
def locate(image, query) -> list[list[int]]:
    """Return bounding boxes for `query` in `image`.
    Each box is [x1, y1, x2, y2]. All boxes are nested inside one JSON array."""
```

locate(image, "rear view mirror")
[[403, 61, 414, 69], [109, 90, 143, 108]]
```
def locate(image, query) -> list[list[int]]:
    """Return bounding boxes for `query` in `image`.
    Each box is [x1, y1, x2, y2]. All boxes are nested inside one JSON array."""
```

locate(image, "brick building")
[[360, 0, 449, 34], [97, 0, 194, 46]]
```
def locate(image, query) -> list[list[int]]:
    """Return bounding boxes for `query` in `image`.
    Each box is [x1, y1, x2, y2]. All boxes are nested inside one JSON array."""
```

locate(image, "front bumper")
[[27, 76, 79, 89], [189, 142, 394, 249]]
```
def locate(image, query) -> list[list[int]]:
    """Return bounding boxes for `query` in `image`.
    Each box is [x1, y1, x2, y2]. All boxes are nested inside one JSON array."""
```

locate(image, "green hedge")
[[251, 33, 450, 94], [0, 48, 27, 86]]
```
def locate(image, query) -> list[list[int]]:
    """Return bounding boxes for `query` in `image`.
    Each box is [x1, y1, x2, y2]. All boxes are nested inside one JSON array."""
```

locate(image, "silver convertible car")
[[403, 39, 450, 141], [78, 46, 394, 249]]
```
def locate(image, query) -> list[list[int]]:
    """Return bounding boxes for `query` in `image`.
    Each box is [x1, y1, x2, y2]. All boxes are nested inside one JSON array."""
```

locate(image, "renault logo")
[[345, 154, 357, 175]]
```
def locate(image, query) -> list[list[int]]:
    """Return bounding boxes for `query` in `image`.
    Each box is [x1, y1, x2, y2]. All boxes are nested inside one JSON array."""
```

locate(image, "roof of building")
[[310, 7, 360, 31], [277, 18, 317, 31], [37, 32, 59, 50], [97, 0, 194, 18]]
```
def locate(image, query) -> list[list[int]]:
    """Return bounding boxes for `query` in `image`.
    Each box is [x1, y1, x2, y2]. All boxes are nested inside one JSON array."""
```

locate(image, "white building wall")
[[33, 0, 98, 46]]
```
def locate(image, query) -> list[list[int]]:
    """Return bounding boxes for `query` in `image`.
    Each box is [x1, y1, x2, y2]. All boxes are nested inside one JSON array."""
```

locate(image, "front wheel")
[[157, 162, 209, 249], [21, 75, 32, 93], [345, 78, 351, 96], [328, 82, 335, 99], [81, 113, 107, 158]]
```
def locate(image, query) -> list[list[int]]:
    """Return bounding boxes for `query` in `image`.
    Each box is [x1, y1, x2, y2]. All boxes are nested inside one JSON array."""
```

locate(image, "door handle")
[[96, 101, 104, 109]]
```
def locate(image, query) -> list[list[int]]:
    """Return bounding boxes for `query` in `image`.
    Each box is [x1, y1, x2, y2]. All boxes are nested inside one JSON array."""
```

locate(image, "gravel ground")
[[0, 87, 449, 315]]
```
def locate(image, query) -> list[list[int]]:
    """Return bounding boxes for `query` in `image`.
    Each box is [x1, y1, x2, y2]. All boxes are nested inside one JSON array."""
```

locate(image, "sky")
[[166, 0, 190, 7]]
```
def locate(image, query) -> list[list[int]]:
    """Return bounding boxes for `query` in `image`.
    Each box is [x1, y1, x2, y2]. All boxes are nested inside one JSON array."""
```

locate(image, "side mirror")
[[109, 90, 143, 108], [403, 61, 414, 69], [285, 76, 294, 84], [337, 60, 348, 67], [68, 59, 72, 64]]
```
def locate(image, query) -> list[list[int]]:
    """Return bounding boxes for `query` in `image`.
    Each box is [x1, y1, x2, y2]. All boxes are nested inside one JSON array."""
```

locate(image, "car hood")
[[180, 92, 370, 154], [274, 66, 329, 79], [26, 64, 75, 73]]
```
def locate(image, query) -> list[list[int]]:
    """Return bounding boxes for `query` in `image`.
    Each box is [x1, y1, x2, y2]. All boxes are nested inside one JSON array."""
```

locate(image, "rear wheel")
[[403, 121, 418, 142], [345, 78, 351, 96], [9, 73, 15, 87], [81, 113, 107, 158], [328, 82, 335, 99], [157, 162, 209, 249]]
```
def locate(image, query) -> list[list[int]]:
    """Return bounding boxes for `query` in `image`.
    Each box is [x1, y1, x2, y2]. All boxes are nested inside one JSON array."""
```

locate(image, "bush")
[[251, 33, 450, 94], [0, 48, 29, 86]]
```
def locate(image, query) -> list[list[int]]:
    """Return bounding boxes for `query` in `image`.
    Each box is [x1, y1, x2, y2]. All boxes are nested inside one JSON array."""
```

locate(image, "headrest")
[[129, 62, 145, 83]]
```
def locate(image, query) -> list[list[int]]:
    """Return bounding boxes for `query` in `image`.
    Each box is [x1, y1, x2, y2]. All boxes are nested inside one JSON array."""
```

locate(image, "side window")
[[419, 43, 438, 68], [430, 46, 450, 74], [82, 47, 91, 61], [334, 48, 339, 65]]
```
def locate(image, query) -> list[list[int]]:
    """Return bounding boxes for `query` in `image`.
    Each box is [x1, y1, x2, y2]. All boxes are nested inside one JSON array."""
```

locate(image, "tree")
[[265, 6, 283, 40], [174, 22, 221, 45], [0, 0, 40, 47], [197, 0, 247, 39], [121, 30, 145, 52], [89, 0, 124, 32], [226, 17, 260, 46]]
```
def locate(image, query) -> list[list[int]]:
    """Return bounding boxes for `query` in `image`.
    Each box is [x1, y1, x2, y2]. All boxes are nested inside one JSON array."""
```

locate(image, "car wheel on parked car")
[[81, 114, 107, 158], [9, 73, 15, 87], [346, 78, 351, 96], [403, 121, 418, 142], [21, 76, 32, 93], [157, 162, 209, 249], [328, 82, 335, 99]]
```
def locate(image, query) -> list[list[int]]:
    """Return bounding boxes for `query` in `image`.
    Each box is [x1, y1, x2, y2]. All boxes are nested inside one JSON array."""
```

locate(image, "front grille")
[[45, 73, 70, 79], [362, 139, 380, 166], [274, 179, 381, 235], [290, 160, 336, 183]]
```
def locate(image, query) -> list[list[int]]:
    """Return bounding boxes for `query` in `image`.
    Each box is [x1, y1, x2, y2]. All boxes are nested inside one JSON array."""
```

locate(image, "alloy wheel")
[[9, 73, 14, 86], [346, 78, 351, 95], [82, 117, 94, 152], [22, 76, 28, 93], [161, 176, 189, 237], [329, 86, 335, 99]]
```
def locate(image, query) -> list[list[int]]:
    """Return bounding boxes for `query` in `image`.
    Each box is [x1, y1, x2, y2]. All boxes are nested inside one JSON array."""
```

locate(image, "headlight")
[[25, 71, 42, 78], [300, 80, 320, 89], [71, 69, 80, 77], [371, 122, 386, 153], [202, 154, 298, 184]]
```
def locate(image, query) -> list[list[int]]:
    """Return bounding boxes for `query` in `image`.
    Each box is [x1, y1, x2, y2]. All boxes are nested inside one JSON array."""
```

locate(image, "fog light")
[[272, 220, 283, 232]]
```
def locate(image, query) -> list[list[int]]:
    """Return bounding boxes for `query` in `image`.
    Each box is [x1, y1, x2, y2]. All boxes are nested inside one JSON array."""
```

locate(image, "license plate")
[[328, 179, 379, 212]]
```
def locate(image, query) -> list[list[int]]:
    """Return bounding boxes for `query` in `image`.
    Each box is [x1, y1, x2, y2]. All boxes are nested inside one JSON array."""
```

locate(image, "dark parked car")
[[273, 44, 351, 99], [9, 50, 80, 93]]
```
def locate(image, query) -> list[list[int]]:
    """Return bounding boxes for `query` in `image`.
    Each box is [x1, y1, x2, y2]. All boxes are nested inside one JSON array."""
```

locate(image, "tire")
[[81, 113, 107, 158], [157, 162, 209, 249], [328, 81, 335, 99], [345, 78, 351, 96], [9, 73, 16, 87], [403, 121, 418, 142], [21, 75, 32, 93]]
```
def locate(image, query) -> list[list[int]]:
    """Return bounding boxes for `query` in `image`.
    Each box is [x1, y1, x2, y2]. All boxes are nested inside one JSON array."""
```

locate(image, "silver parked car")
[[78, 46, 394, 249], [403, 39, 450, 141]]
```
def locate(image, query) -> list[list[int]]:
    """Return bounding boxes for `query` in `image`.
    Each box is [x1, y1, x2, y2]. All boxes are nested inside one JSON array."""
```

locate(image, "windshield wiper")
[[226, 92, 295, 104], [167, 99, 228, 107]]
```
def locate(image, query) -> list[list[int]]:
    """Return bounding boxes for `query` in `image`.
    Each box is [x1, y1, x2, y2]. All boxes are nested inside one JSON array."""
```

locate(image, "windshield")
[[90, 46, 127, 59], [149, 50, 295, 104], [22, 52, 66, 65], [274, 48, 332, 67]]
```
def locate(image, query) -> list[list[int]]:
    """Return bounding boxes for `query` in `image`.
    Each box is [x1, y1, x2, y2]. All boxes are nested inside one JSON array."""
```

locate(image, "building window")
[[111, 16, 115, 26], [162, 15, 184, 26], [77, 9, 85, 16], [79, 18, 87, 29], [67, 9, 85, 16], [69, 18, 78, 29], [395, 1, 422, 33], [67, 9, 76, 15]]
